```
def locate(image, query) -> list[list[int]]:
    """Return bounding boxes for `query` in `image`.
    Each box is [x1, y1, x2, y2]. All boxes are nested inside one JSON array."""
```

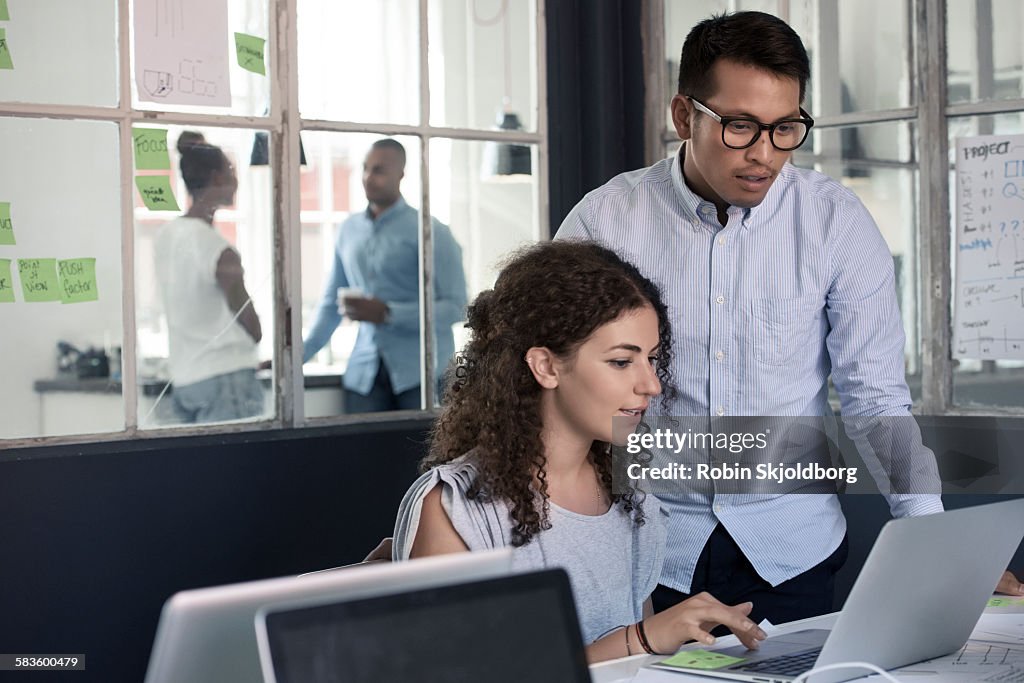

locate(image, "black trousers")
[[652, 524, 849, 628]]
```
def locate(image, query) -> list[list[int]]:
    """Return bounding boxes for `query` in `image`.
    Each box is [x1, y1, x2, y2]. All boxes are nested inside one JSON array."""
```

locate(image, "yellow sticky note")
[[133, 128, 171, 170], [234, 33, 266, 75], [18, 258, 61, 302], [0, 27, 13, 70], [0, 258, 15, 302], [0, 0, 9, 21], [660, 649, 747, 670], [0, 201, 14, 245], [58, 258, 98, 304], [135, 175, 180, 212]]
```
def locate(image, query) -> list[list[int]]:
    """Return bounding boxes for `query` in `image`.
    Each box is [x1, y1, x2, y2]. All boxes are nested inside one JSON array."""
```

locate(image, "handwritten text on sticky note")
[[0, 201, 14, 245], [18, 258, 61, 302], [0, 28, 13, 70], [989, 597, 1024, 608], [0, 259, 14, 303], [133, 128, 171, 170], [234, 33, 266, 75], [58, 258, 98, 303], [660, 649, 747, 670], [135, 175, 180, 211]]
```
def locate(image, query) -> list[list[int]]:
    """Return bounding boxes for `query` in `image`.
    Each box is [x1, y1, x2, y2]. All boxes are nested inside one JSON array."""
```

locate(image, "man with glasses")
[[557, 11, 1023, 625]]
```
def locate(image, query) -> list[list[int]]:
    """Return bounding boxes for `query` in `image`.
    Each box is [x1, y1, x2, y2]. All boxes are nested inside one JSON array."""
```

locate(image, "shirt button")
[[716, 295, 725, 305], [714, 504, 723, 514], [715, 350, 724, 361], [718, 236, 726, 245], [716, 406, 725, 416]]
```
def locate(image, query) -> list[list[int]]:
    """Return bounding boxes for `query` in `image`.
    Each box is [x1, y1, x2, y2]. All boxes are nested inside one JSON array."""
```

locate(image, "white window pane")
[[134, 126, 274, 427], [0, 118, 124, 438], [297, 0, 419, 124], [429, 137, 540, 405], [299, 132, 424, 415], [130, 0, 271, 117], [429, 0, 538, 132], [948, 0, 1024, 105], [0, 0, 118, 107]]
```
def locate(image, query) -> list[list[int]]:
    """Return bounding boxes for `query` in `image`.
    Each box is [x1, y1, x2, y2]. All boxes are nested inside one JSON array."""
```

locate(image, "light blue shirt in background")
[[556, 147, 942, 592], [303, 197, 468, 395]]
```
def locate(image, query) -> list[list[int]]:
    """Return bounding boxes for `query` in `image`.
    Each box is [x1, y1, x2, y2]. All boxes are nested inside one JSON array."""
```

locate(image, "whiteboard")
[[133, 0, 231, 108], [953, 134, 1024, 360]]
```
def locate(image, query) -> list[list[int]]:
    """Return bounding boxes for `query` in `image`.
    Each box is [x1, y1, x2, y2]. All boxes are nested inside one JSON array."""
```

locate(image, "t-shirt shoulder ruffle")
[[392, 458, 511, 560]]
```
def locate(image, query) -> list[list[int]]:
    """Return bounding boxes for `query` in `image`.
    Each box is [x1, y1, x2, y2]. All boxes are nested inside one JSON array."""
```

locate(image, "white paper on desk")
[[889, 640, 1024, 682], [133, 0, 231, 107], [971, 613, 1024, 645]]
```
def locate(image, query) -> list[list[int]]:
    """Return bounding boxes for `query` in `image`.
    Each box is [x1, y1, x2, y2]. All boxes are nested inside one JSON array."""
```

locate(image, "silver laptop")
[[651, 498, 1024, 683], [254, 568, 592, 683], [143, 549, 513, 683]]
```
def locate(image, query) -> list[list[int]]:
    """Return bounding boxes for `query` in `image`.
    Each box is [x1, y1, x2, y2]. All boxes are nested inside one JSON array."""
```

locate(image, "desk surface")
[[589, 601, 1024, 683]]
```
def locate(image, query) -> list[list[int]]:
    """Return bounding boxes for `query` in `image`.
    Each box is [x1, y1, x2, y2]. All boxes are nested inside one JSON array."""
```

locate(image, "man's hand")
[[343, 295, 390, 324], [996, 570, 1024, 595]]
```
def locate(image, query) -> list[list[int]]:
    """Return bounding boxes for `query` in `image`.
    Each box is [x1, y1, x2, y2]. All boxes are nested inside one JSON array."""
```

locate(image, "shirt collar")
[[365, 195, 408, 223], [670, 143, 760, 231]]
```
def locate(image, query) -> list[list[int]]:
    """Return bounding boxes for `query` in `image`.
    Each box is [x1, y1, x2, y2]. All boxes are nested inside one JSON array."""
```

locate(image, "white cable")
[[792, 660, 902, 683]]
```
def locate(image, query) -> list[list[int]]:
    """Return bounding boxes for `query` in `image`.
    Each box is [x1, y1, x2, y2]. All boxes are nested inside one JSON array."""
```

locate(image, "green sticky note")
[[18, 258, 61, 302], [234, 33, 266, 75], [0, 28, 13, 70], [0, 259, 15, 303], [58, 258, 98, 304], [0, 201, 14, 245], [988, 597, 1024, 607], [0, 0, 9, 21], [660, 649, 747, 670], [135, 175, 180, 212], [133, 128, 171, 170]]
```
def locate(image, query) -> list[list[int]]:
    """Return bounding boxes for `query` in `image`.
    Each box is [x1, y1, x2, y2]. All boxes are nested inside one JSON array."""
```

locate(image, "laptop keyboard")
[[734, 648, 822, 676]]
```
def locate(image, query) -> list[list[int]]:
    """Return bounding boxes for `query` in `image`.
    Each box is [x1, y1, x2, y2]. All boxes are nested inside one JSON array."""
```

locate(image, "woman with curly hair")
[[392, 240, 765, 662]]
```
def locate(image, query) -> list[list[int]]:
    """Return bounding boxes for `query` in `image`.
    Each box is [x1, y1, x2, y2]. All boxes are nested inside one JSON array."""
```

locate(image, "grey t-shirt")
[[393, 457, 668, 644]]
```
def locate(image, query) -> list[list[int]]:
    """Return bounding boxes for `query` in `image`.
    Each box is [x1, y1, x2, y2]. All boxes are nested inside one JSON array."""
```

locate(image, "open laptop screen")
[[260, 569, 591, 683]]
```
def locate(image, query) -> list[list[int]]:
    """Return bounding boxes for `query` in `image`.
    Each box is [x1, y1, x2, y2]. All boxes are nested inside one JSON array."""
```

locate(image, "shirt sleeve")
[[384, 220, 467, 333], [302, 225, 349, 362], [824, 197, 943, 517], [553, 197, 595, 241], [392, 460, 510, 560]]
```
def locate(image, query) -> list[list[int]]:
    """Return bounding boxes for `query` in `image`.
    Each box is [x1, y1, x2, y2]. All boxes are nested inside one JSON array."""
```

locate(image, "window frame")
[[0, 0, 549, 448]]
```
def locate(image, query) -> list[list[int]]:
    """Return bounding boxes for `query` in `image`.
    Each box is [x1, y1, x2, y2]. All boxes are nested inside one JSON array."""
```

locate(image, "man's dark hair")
[[678, 11, 810, 103], [371, 138, 407, 169]]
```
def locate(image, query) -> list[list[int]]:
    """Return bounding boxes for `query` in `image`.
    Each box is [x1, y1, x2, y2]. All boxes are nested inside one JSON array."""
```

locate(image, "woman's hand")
[[643, 592, 766, 653]]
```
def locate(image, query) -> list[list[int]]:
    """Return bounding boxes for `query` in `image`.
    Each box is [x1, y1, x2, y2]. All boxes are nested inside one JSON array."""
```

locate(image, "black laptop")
[[255, 568, 592, 683]]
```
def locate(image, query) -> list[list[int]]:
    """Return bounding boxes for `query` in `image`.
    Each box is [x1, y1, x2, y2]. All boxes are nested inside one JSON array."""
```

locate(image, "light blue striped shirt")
[[556, 147, 942, 591], [303, 197, 468, 395]]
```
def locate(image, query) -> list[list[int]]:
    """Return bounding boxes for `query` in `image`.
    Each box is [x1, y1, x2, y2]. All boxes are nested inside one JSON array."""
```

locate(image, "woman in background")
[[154, 132, 263, 423], [393, 240, 765, 662]]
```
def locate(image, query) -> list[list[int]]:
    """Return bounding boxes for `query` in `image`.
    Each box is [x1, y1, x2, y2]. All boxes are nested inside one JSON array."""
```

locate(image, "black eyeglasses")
[[689, 97, 814, 151]]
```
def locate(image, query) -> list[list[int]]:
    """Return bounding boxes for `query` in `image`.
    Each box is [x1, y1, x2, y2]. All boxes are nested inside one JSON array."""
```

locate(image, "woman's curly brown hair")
[[422, 240, 677, 546]]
